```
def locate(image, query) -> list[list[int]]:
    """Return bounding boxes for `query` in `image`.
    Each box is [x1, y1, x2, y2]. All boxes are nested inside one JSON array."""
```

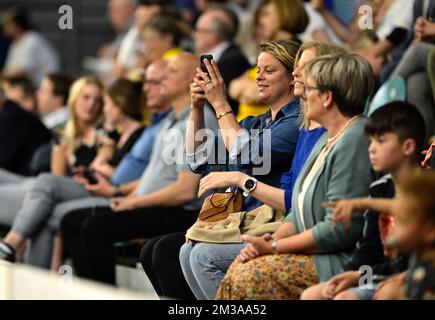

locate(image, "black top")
[[73, 143, 99, 168], [217, 43, 251, 115], [344, 174, 409, 275], [0, 100, 51, 175], [108, 126, 145, 167]]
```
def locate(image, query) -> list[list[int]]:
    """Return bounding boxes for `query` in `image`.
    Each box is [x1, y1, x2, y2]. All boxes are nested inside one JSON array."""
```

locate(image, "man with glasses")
[[194, 4, 250, 114]]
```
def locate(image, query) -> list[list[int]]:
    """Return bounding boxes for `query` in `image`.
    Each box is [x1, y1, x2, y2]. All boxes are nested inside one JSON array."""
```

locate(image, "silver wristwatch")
[[242, 177, 258, 197]]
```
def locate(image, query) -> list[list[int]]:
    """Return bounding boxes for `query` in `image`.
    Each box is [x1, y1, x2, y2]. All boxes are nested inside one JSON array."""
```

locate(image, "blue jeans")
[[350, 286, 376, 300], [179, 242, 246, 300]]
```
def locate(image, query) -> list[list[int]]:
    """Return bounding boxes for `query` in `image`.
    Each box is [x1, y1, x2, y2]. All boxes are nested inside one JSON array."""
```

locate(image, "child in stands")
[[372, 171, 435, 300]]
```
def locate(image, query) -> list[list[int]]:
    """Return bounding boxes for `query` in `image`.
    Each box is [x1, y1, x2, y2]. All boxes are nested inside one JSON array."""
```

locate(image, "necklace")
[[325, 115, 361, 151]]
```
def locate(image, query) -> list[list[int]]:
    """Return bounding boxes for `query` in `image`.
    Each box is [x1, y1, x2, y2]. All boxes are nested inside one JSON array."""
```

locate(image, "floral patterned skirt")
[[216, 254, 319, 300]]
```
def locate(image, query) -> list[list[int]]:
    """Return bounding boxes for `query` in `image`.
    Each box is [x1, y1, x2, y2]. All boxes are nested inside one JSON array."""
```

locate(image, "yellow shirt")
[[163, 47, 183, 61]]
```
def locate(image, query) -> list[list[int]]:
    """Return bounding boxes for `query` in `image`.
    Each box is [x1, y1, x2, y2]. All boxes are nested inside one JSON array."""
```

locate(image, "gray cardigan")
[[286, 118, 373, 281]]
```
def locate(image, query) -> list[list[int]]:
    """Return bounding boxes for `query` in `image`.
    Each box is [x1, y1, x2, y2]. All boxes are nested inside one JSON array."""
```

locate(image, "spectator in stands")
[[0, 78, 146, 265], [114, 0, 170, 77], [257, 0, 308, 43], [1, 6, 60, 86], [49, 78, 105, 176], [0, 85, 51, 176], [309, 0, 363, 46], [300, 101, 425, 300], [381, 0, 435, 80], [36, 73, 74, 132], [98, 0, 138, 61], [390, 10, 435, 138], [29, 73, 75, 176], [194, 3, 251, 114], [58, 53, 219, 285], [215, 53, 374, 300], [140, 14, 190, 66], [356, 0, 414, 80], [0, 74, 36, 113]]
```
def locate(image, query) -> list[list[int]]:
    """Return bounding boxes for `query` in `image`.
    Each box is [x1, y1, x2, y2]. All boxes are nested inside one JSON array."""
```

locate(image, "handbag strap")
[[210, 192, 236, 208]]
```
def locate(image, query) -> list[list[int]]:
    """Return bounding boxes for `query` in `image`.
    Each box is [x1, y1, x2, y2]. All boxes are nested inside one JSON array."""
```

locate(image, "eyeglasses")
[[194, 27, 215, 34], [144, 79, 161, 86], [303, 85, 321, 96]]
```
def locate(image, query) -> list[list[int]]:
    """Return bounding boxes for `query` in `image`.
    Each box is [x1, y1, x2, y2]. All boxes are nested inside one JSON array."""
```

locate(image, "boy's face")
[[368, 132, 406, 173], [391, 195, 434, 253]]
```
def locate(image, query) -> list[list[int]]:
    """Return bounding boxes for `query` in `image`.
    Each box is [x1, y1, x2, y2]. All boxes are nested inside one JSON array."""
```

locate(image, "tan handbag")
[[198, 191, 244, 222], [186, 205, 285, 243]]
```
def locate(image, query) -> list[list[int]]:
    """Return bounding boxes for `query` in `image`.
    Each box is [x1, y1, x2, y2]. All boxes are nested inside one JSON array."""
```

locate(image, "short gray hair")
[[207, 5, 239, 41], [305, 53, 374, 117]]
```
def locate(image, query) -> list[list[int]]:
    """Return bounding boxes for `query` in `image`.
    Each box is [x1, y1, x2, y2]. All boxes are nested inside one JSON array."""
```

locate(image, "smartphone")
[[83, 168, 98, 185], [200, 54, 213, 77], [52, 132, 62, 145]]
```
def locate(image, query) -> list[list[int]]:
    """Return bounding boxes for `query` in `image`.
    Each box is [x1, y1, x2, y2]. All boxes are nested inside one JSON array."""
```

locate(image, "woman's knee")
[[35, 173, 59, 187], [333, 289, 358, 300], [140, 240, 155, 271], [179, 242, 194, 270], [189, 243, 214, 267], [59, 212, 75, 237]]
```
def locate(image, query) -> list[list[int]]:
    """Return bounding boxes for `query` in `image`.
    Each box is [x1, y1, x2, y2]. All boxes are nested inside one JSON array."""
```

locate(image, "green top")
[[286, 118, 373, 281]]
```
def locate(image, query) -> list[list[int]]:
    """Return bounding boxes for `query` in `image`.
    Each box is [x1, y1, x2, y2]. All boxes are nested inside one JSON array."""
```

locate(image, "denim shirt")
[[112, 109, 171, 185], [187, 99, 301, 211]]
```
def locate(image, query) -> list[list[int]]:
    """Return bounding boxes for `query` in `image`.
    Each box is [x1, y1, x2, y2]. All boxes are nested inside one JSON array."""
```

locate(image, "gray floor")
[[115, 263, 159, 299]]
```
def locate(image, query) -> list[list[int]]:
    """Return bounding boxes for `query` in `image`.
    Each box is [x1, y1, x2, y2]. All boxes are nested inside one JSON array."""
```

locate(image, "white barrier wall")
[[0, 261, 157, 300]]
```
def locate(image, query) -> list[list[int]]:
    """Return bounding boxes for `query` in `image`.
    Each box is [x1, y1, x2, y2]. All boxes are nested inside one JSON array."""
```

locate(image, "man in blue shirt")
[[111, 60, 171, 185], [91, 59, 171, 191]]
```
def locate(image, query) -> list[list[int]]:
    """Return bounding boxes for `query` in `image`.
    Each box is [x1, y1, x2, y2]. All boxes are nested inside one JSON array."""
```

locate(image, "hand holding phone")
[[83, 168, 98, 185]]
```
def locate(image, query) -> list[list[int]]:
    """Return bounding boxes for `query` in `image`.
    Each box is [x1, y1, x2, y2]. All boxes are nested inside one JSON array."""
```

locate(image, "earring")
[[324, 103, 328, 107]]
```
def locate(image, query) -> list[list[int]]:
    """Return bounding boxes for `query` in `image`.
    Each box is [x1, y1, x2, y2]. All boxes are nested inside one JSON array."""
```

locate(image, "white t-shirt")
[[42, 107, 68, 131], [303, 1, 368, 46], [301, 3, 326, 43], [301, 3, 345, 45], [376, 0, 415, 40], [4, 31, 60, 86], [116, 26, 143, 69]]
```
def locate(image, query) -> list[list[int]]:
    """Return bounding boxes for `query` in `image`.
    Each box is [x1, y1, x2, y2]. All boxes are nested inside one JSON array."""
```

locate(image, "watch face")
[[245, 179, 255, 190]]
